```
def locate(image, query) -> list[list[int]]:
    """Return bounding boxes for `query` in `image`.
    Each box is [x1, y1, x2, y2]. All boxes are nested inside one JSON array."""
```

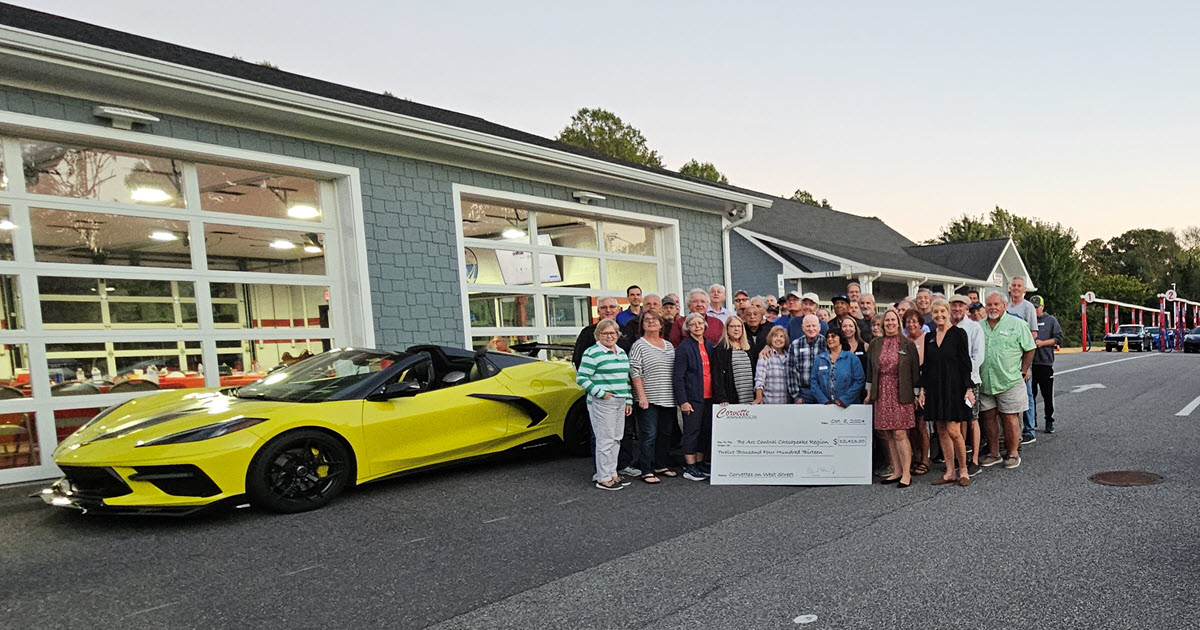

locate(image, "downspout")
[[722, 202, 754, 297]]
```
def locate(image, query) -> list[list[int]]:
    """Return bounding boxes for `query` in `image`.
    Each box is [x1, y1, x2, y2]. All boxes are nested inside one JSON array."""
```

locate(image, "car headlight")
[[136, 416, 267, 447]]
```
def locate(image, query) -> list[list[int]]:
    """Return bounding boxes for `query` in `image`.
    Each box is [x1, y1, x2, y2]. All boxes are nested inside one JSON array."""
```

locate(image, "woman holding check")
[[811, 328, 865, 407]]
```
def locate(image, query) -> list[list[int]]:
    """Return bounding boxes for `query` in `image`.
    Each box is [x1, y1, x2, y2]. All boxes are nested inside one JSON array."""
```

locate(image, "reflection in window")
[[542, 255, 600, 290], [46, 340, 202, 390], [0, 275, 22, 330], [544, 295, 591, 328], [31, 208, 191, 268], [545, 335, 579, 362], [22, 141, 184, 208], [210, 283, 330, 329], [606, 260, 658, 292], [220, 338, 329, 375], [205, 224, 326, 275], [537, 211, 597, 250], [196, 164, 322, 221], [603, 221, 656, 256], [38, 277, 196, 329], [461, 198, 530, 242], [0, 206, 10, 261], [0, 409, 39, 470], [471, 335, 534, 354], [468, 293, 534, 328], [0, 343, 30, 390]]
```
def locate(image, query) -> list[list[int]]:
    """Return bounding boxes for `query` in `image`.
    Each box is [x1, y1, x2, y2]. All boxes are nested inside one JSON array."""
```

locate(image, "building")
[[730, 196, 1033, 306], [0, 5, 1030, 484], [0, 4, 773, 483]]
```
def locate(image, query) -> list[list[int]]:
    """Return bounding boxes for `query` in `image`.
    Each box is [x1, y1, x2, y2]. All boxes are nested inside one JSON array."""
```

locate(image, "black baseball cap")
[[831, 294, 850, 304]]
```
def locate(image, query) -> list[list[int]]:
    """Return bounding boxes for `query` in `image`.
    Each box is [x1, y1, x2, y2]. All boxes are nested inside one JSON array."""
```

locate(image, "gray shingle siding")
[[729, 232, 781, 299], [0, 85, 725, 348]]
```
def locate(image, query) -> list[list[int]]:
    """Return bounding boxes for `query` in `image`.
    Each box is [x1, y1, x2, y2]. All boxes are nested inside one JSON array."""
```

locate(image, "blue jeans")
[[638, 404, 674, 471], [1022, 378, 1035, 437]]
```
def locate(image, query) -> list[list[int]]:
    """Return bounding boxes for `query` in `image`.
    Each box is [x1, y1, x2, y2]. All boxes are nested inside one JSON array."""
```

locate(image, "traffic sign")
[[1165, 289, 1177, 301], [1084, 291, 1096, 303]]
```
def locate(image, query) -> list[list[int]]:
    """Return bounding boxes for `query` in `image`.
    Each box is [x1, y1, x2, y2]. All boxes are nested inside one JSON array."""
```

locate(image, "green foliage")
[[1082, 273, 1152, 306], [679, 160, 728, 184], [556, 108, 664, 168], [935, 206, 1080, 321], [1082, 229, 1182, 289], [789, 190, 832, 209]]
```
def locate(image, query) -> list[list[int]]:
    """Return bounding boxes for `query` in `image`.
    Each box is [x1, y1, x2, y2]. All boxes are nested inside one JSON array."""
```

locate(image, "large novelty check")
[[709, 404, 872, 485]]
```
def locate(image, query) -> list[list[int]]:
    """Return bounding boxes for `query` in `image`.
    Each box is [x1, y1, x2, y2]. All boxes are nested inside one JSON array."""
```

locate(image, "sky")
[[10, 0, 1200, 244]]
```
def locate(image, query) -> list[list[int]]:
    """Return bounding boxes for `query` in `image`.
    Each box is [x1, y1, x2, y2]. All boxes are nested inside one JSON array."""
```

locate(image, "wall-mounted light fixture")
[[92, 105, 160, 130], [572, 191, 605, 205]]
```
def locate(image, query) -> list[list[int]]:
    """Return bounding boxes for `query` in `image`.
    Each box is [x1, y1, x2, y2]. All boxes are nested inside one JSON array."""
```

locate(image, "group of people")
[[573, 278, 1063, 491]]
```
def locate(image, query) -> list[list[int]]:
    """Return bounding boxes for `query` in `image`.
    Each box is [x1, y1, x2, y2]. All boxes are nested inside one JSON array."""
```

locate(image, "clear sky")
[[10, 0, 1199, 244]]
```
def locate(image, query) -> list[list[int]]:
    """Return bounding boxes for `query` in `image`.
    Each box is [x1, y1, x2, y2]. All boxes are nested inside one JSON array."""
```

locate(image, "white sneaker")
[[618, 466, 642, 477]]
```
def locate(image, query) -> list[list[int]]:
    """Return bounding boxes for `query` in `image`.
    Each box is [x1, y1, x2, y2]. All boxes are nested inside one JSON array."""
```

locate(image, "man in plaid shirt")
[[787, 314, 827, 403]]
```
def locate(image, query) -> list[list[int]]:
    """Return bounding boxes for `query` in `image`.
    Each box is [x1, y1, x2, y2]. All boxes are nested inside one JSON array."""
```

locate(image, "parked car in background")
[[1184, 327, 1200, 353], [1145, 327, 1177, 351], [1104, 324, 1152, 352]]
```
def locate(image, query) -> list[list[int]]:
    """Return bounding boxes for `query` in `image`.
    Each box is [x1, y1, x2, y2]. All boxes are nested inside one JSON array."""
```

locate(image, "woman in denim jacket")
[[810, 328, 865, 407]]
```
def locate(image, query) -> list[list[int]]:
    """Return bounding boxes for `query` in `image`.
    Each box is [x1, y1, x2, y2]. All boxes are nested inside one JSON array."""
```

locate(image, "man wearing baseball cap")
[[778, 291, 828, 341], [1030, 295, 1063, 434]]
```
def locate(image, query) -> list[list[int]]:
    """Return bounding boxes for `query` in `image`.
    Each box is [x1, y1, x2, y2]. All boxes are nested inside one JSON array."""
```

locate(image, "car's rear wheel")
[[247, 429, 351, 513], [561, 398, 592, 457]]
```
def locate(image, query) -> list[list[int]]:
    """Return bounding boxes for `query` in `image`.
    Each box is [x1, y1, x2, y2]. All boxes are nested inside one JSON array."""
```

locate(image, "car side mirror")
[[368, 381, 422, 402], [441, 370, 467, 387]]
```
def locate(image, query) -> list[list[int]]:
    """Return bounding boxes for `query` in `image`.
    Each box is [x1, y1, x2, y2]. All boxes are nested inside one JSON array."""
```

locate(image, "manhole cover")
[[1089, 471, 1164, 487]]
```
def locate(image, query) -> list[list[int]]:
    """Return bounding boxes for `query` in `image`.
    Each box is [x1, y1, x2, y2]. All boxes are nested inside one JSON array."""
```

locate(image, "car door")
[[361, 357, 522, 477]]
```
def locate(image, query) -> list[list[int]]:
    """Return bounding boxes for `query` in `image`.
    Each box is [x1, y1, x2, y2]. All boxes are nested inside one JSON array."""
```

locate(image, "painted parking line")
[[1176, 394, 1200, 417], [1056, 353, 1162, 375]]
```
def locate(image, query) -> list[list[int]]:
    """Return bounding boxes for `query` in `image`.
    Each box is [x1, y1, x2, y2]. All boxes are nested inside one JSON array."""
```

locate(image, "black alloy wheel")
[[247, 429, 351, 513]]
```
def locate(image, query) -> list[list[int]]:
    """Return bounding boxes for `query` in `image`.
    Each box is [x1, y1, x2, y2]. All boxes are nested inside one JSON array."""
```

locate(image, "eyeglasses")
[[598, 331, 619, 336]]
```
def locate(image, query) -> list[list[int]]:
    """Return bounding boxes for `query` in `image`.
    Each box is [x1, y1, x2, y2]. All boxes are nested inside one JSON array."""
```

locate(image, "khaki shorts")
[[979, 383, 1028, 414]]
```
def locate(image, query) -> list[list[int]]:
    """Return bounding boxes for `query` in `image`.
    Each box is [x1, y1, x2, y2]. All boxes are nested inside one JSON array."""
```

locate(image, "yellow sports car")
[[40, 345, 588, 515]]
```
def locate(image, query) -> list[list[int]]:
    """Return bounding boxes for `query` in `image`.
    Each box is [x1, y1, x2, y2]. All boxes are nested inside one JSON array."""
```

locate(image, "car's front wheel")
[[247, 429, 352, 513]]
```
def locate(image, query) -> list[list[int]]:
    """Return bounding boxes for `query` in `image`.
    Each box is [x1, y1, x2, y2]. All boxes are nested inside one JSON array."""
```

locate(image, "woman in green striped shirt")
[[576, 318, 634, 490]]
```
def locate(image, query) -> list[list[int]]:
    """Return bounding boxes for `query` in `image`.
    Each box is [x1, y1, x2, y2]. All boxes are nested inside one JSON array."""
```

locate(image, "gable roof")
[[904, 238, 1012, 281], [0, 2, 768, 202], [740, 196, 972, 278]]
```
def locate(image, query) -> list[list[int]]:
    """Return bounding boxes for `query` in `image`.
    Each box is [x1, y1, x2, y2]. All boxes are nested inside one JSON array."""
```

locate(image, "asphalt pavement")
[[2, 350, 1198, 629]]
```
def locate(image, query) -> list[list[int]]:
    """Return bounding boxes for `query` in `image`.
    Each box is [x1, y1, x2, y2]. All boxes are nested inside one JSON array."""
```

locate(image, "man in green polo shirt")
[[979, 291, 1036, 470]]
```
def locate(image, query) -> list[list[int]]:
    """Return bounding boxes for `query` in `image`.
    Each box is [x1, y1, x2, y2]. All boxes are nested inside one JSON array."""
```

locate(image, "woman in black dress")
[[920, 298, 976, 487]]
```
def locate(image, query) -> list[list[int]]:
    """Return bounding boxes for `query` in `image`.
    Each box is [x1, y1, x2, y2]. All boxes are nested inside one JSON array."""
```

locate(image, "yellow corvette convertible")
[[40, 345, 588, 515]]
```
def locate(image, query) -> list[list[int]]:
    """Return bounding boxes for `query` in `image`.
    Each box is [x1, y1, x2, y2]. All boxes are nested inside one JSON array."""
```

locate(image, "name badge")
[[1000, 331, 1010, 336], [898, 350, 907, 355], [819, 365, 829, 371]]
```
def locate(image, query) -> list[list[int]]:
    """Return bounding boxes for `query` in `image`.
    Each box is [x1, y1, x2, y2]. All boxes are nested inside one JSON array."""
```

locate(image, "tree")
[[556, 108, 663, 168], [933, 206, 1080, 323], [789, 189, 832, 209], [679, 159, 728, 184], [1083, 229, 1181, 290], [1176, 226, 1200, 250]]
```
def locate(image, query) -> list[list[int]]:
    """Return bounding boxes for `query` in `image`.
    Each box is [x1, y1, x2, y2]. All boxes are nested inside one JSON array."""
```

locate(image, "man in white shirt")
[[1006, 277, 1038, 444], [951, 294, 985, 475], [706, 283, 734, 322]]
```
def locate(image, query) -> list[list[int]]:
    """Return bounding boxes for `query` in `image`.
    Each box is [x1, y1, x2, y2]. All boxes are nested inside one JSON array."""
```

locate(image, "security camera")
[[572, 191, 606, 204], [727, 207, 745, 219]]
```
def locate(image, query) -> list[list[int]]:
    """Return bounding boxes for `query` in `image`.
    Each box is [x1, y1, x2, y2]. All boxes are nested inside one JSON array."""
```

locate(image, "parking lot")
[[2, 351, 1198, 629]]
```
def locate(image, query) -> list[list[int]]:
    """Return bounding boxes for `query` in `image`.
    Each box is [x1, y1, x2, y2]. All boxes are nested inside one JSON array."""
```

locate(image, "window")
[[0, 133, 358, 478], [458, 190, 671, 360]]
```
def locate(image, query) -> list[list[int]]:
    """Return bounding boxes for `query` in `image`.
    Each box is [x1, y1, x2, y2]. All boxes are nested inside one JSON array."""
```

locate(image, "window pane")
[[546, 335, 578, 363], [0, 150, 6, 191], [205, 224, 326, 275], [46, 340, 202, 390], [22, 141, 185, 208], [544, 295, 591, 328], [0, 410, 39, 470], [31, 208, 191, 268], [468, 292, 534, 329], [461, 198, 530, 243], [536, 211, 596, 250], [0, 343, 31, 389], [543, 255, 600, 290], [209, 283, 330, 329], [0, 206, 12, 261], [221, 338, 329, 376], [38, 277, 196, 329], [465, 247, 557, 286], [196, 164, 323, 221], [0, 275, 22, 330], [606, 260, 658, 292], [603, 221, 656, 256], [471, 334, 535, 354]]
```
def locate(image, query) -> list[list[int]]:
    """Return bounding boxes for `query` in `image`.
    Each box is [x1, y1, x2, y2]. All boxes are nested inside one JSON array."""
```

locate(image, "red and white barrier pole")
[[1080, 298, 1089, 351]]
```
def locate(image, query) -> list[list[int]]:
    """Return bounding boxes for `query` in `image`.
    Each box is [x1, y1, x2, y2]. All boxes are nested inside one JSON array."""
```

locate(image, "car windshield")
[[236, 348, 407, 403], [1146, 327, 1159, 334], [1116, 326, 1141, 334], [1191, 327, 1200, 335]]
